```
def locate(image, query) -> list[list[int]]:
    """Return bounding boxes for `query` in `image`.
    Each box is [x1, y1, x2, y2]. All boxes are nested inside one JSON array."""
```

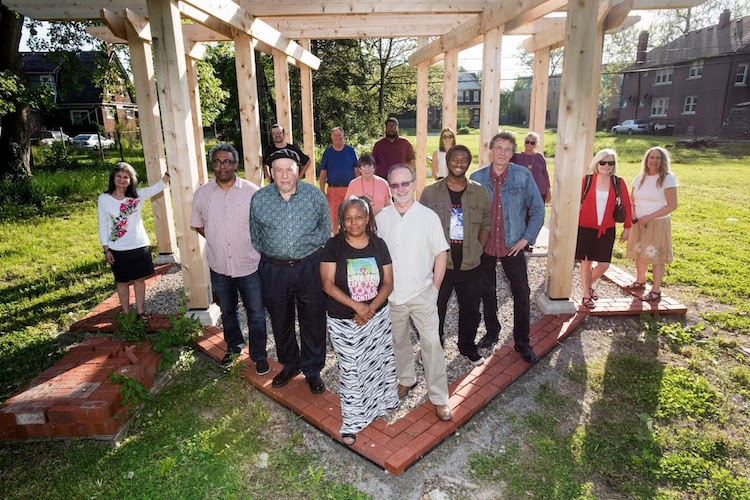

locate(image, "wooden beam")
[[505, 0, 568, 33], [545, 0, 604, 300], [146, 0, 211, 309], [529, 46, 550, 151], [124, 8, 152, 41], [442, 48, 459, 135], [185, 49, 209, 185], [415, 37, 429, 198], [606, 0, 634, 30], [273, 49, 293, 152], [234, 31, 263, 186], [507, 17, 567, 37], [100, 8, 127, 39], [299, 40, 316, 186], [408, 0, 551, 67], [240, 0, 487, 16], [479, 27, 503, 167], [123, 10, 176, 256], [179, 0, 320, 69]]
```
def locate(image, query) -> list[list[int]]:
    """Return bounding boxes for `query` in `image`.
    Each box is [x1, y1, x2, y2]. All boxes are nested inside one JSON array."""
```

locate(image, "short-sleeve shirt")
[[372, 136, 415, 179], [320, 236, 392, 319], [190, 177, 260, 277], [631, 173, 677, 220], [97, 180, 167, 251], [320, 145, 358, 187]]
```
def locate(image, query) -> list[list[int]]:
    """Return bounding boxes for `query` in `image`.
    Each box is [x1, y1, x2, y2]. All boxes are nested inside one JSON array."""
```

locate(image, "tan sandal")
[[342, 434, 356, 446]]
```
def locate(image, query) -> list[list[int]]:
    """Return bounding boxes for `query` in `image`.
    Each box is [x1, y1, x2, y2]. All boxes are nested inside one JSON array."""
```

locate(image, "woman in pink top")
[[345, 153, 392, 216]]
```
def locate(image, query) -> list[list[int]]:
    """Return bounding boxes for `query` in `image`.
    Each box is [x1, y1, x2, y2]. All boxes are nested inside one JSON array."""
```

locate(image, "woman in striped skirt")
[[320, 197, 399, 447]]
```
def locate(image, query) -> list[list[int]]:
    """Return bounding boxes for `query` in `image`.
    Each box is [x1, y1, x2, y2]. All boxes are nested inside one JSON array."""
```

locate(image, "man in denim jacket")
[[469, 131, 545, 363]]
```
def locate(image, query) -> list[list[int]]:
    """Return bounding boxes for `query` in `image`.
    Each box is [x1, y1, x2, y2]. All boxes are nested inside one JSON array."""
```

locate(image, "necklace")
[[524, 152, 534, 171], [360, 176, 374, 200]]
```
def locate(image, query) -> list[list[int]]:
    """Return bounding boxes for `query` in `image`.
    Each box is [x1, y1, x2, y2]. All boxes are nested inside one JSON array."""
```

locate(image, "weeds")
[[108, 371, 151, 410], [115, 310, 147, 341]]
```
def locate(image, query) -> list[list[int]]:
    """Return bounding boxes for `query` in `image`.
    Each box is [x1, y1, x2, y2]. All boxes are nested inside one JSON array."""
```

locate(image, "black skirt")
[[110, 246, 155, 283], [575, 226, 616, 263]]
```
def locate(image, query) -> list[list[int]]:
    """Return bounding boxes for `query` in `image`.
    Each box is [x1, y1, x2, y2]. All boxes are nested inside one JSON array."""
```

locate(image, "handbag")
[[611, 176, 626, 223]]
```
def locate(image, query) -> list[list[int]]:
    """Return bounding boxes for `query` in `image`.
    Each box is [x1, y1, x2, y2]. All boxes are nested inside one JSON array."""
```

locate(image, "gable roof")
[[629, 15, 750, 70]]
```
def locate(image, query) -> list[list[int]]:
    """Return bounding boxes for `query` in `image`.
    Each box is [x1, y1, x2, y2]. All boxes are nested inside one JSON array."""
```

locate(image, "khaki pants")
[[389, 285, 449, 406]]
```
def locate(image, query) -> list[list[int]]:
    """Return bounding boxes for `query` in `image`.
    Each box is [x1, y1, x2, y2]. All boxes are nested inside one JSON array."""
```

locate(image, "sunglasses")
[[525, 140, 536, 145], [389, 180, 414, 189], [598, 160, 616, 166], [442, 134, 454, 139]]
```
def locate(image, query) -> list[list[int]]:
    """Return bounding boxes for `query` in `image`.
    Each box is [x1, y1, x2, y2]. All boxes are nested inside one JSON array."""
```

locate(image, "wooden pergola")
[[8, 0, 702, 315]]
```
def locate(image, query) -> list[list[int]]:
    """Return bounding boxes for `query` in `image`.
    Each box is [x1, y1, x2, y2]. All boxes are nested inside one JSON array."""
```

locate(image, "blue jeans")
[[210, 270, 268, 361]]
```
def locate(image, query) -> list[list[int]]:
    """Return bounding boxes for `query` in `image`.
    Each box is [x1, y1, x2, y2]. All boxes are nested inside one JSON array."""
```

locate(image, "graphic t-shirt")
[[448, 188, 465, 270], [321, 235, 392, 319]]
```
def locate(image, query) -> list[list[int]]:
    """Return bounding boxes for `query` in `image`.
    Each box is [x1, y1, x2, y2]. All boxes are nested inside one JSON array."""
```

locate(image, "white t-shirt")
[[631, 173, 677, 220], [97, 180, 167, 251], [595, 188, 610, 226], [433, 151, 448, 178]]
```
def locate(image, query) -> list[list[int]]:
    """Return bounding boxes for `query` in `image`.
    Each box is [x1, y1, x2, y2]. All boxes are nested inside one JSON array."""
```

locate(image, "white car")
[[611, 119, 653, 135], [36, 130, 72, 146], [72, 133, 115, 150]]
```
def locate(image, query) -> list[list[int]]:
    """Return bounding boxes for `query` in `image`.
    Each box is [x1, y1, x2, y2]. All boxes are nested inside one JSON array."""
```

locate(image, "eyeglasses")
[[442, 135, 454, 139], [525, 140, 536, 145], [491, 146, 514, 154], [389, 180, 414, 189], [211, 159, 237, 168], [598, 160, 616, 166]]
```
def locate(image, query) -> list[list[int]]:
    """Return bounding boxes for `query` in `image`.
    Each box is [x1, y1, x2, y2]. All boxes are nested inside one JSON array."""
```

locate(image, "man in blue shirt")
[[250, 148, 331, 393], [469, 132, 544, 364], [319, 127, 359, 234]]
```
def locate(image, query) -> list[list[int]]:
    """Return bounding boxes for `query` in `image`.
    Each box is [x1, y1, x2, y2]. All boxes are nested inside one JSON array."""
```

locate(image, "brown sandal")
[[589, 287, 599, 300], [625, 282, 646, 290], [641, 291, 661, 302], [581, 297, 596, 309], [342, 434, 356, 446]]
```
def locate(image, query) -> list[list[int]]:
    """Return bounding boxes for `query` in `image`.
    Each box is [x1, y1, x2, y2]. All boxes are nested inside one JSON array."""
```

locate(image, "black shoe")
[[220, 352, 235, 368], [271, 369, 300, 388], [466, 352, 485, 367], [514, 345, 539, 364], [255, 359, 270, 376], [306, 375, 325, 394], [477, 332, 499, 349]]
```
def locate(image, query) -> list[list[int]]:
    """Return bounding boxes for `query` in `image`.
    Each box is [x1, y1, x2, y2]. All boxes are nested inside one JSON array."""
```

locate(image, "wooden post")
[[442, 48, 458, 134], [585, 20, 607, 160], [272, 49, 293, 145], [233, 31, 263, 186], [124, 16, 176, 257], [299, 39, 316, 185], [545, 0, 601, 300], [529, 46, 550, 151], [415, 37, 429, 197], [480, 26, 503, 166], [146, 0, 211, 309], [185, 50, 209, 185]]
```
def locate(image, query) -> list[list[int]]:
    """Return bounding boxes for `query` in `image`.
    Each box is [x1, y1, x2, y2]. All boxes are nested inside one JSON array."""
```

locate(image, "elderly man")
[[262, 124, 311, 182], [250, 148, 331, 393], [420, 145, 490, 366], [190, 144, 269, 374], [376, 164, 452, 421], [372, 117, 416, 179], [469, 131, 545, 364], [319, 127, 359, 233]]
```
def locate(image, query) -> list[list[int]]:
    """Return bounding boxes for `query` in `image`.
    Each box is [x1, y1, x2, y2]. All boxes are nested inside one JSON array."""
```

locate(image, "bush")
[[458, 126, 472, 135], [33, 142, 80, 172]]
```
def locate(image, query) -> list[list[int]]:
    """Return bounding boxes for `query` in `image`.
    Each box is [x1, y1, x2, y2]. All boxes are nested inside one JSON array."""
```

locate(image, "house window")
[[655, 68, 673, 85], [651, 97, 669, 117], [473, 90, 479, 102], [682, 96, 697, 114], [688, 61, 703, 79], [736, 64, 749, 86], [622, 100, 628, 108], [70, 110, 91, 125], [458, 92, 464, 103], [105, 107, 115, 119], [125, 109, 134, 119], [464, 90, 470, 102]]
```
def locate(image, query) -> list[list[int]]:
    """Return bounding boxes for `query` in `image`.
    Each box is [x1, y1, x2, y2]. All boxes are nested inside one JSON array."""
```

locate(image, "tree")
[[195, 58, 228, 127], [517, 47, 564, 77], [360, 38, 417, 117], [645, 0, 750, 48]]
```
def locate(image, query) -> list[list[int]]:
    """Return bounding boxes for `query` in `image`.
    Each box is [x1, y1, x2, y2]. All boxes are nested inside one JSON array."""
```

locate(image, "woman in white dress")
[[431, 128, 455, 180]]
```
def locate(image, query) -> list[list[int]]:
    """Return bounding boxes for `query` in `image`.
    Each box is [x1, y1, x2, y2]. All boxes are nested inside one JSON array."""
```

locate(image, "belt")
[[264, 250, 319, 267], [327, 184, 348, 188]]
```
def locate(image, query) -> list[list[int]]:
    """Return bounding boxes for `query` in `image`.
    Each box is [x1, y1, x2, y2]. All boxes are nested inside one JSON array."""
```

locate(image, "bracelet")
[[165, 171, 170, 177]]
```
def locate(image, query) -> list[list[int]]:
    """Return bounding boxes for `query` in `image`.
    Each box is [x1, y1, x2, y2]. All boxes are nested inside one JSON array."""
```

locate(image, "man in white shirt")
[[375, 164, 452, 421], [191, 144, 269, 374]]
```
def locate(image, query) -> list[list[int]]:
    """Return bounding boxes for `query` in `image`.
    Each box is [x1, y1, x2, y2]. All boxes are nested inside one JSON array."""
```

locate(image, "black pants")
[[437, 267, 482, 357], [480, 251, 532, 347], [258, 252, 326, 377]]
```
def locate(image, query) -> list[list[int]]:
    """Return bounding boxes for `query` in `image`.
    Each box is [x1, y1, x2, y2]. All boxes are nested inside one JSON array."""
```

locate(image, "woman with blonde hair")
[[575, 149, 633, 308], [626, 146, 678, 302], [431, 127, 455, 180]]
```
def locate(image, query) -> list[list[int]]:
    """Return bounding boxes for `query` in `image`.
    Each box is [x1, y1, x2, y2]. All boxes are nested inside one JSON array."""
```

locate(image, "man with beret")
[[250, 148, 331, 394]]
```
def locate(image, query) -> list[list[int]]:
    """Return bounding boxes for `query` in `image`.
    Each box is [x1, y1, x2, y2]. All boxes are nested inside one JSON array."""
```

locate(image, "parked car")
[[611, 119, 653, 135], [34, 130, 72, 146], [72, 134, 115, 150]]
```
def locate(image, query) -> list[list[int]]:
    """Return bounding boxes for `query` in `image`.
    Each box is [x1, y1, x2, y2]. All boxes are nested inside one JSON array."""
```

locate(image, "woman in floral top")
[[98, 162, 170, 318]]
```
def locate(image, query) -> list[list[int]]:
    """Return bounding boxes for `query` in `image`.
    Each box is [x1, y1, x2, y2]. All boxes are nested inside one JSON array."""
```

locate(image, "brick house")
[[617, 10, 750, 136], [428, 71, 482, 129], [22, 51, 138, 139]]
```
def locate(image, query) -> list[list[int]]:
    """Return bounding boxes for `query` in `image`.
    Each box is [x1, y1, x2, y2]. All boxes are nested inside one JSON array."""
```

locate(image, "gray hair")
[[589, 148, 619, 176], [387, 163, 416, 182], [209, 143, 239, 163]]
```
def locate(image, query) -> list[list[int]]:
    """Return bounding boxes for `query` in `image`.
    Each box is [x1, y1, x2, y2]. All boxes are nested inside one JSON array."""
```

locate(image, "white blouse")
[[97, 180, 167, 251]]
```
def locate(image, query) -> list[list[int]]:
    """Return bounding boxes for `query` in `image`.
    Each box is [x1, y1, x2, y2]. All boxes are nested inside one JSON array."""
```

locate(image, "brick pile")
[[0, 336, 162, 440]]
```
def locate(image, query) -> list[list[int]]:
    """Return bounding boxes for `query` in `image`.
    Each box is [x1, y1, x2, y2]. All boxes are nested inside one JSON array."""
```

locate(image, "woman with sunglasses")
[[345, 153, 392, 215], [575, 149, 633, 308], [625, 147, 678, 302], [431, 127, 455, 180], [511, 131, 551, 252]]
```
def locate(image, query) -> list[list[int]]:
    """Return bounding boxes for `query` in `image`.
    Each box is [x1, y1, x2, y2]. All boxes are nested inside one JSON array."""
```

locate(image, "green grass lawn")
[[1, 136, 749, 498]]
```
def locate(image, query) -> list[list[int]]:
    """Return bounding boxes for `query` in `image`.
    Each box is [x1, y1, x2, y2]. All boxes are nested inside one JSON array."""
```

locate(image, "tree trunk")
[[0, 5, 32, 180]]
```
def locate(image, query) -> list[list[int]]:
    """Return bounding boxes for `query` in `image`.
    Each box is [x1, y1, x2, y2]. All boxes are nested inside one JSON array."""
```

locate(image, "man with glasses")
[[250, 148, 331, 394], [191, 144, 269, 373], [420, 145, 491, 367], [319, 127, 359, 234], [469, 132, 545, 364], [262, 124, 311, 183], [375, 164, 452, 421], [372, 117, 416, 179]]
